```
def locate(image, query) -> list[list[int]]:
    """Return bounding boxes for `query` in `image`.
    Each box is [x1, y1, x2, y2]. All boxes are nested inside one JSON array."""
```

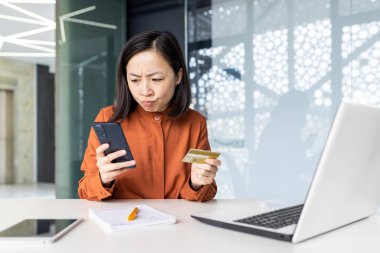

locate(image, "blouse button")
[[154, 115, 161, 121]]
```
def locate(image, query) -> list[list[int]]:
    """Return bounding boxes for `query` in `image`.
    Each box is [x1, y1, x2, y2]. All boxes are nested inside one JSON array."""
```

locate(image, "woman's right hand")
[[96, 143, 136, 187]]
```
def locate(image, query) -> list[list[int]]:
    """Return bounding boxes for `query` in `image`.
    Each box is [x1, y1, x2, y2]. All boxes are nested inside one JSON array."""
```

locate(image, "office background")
[[0, 0, 379, 203]]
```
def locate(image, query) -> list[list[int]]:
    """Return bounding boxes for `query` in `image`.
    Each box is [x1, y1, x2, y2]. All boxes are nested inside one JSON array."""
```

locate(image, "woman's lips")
[[142, 101, 154, 108]]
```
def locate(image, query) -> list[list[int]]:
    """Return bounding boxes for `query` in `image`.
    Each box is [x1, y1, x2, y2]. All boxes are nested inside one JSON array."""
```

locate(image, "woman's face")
[[126, 49, 183, 112]]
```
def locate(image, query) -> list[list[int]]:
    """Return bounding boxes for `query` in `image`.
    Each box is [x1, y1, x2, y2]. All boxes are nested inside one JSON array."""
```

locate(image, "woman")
[[78, 31, 221, 201]]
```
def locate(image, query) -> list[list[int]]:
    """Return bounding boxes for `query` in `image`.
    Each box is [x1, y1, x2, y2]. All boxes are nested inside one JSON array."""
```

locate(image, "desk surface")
[[0, 199, 379, 253]]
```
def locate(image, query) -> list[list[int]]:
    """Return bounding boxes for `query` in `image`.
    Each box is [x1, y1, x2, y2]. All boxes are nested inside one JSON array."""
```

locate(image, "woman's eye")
[[130, 79, 138, 83], [152, 78, 162, 82]]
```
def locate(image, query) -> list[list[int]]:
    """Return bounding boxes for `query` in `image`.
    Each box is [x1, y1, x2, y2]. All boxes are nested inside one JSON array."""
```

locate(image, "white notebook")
[[89, 205, 176, 232]]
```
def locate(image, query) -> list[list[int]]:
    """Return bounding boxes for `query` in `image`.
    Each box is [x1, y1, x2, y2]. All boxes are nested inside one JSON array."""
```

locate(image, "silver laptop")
[[191, 102, 380, 243]]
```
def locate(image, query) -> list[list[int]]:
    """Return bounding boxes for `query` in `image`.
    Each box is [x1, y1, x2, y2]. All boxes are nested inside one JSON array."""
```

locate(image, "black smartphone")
[[92, 122, 136, 168]]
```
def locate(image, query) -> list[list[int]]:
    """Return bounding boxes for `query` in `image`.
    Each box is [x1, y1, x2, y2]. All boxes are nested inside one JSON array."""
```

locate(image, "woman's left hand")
[[190, 158, 221, 191]]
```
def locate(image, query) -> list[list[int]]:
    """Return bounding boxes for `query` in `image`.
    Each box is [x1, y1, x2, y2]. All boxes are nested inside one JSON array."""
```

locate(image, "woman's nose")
[[139, 80, 153, 96]]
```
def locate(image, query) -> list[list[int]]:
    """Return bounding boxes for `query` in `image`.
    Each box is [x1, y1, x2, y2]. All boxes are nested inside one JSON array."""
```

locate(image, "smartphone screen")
[[92, 122, 136, 168]]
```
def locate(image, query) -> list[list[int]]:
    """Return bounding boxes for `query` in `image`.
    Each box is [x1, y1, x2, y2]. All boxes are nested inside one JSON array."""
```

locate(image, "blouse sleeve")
[[180, 118, 217, 202], [78, 109, 115, 201]]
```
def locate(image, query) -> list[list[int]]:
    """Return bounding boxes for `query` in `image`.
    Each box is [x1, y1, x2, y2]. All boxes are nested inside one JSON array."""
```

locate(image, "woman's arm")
[[78, 121, 115, 200], [179, 118, 219, 202], [78, 108, 118, 200]]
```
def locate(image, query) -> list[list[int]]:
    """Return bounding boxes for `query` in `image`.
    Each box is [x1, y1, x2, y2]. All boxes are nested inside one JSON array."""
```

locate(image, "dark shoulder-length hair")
[[110, 31, 191, 121]]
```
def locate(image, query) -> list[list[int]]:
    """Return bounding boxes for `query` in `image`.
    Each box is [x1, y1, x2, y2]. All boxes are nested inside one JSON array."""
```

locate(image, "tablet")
[[0, 218, 82, 244]]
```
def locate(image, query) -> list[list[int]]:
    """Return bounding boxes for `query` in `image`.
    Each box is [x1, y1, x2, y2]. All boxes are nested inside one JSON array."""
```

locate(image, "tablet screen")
[[0, 219, 79, 239]]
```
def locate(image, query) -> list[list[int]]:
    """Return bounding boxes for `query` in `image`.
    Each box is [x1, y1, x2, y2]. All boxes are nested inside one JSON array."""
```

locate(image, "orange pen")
[[127, 207, 139, 221]]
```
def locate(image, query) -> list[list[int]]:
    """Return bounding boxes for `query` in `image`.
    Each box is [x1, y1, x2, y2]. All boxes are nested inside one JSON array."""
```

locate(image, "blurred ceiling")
[[0, 0, 55, 71]]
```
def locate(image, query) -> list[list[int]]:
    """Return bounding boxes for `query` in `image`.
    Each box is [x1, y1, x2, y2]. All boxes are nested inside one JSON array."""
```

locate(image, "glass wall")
[[187, 0, 380, 202], [56, 0, 126, 198]]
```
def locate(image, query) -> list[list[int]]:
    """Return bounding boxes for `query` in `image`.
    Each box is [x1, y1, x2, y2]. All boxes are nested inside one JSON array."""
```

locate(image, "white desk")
[[0, 199, 379, 253]]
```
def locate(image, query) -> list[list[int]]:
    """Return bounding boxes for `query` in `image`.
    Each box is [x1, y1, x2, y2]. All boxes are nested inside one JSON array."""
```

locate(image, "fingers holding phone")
[[92, 122, 136, 187], [96, 143, 136, 187]]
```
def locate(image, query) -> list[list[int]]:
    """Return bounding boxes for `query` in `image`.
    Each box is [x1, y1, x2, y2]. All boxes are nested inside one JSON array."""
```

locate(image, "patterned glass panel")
[[187, 0, 380, 202]]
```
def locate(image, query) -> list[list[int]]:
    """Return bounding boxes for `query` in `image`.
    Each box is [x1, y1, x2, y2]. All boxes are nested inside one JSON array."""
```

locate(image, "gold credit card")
[[182, 149, 221, 164]]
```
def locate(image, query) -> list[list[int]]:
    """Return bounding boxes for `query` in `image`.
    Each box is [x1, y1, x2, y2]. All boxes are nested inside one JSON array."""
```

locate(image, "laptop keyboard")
[[234, 204, 304, 229]]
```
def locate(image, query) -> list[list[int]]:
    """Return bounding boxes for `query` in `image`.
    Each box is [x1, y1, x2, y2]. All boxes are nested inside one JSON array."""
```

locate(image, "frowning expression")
[[126, 49, 183, 112]]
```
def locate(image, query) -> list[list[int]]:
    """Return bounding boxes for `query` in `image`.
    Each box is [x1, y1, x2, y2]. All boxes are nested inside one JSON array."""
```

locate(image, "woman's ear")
[[176, 68, 183, 85]]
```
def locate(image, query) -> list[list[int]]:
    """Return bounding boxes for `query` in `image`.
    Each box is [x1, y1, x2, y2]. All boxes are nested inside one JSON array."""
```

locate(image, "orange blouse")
[[78, 105, 217, 201]]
